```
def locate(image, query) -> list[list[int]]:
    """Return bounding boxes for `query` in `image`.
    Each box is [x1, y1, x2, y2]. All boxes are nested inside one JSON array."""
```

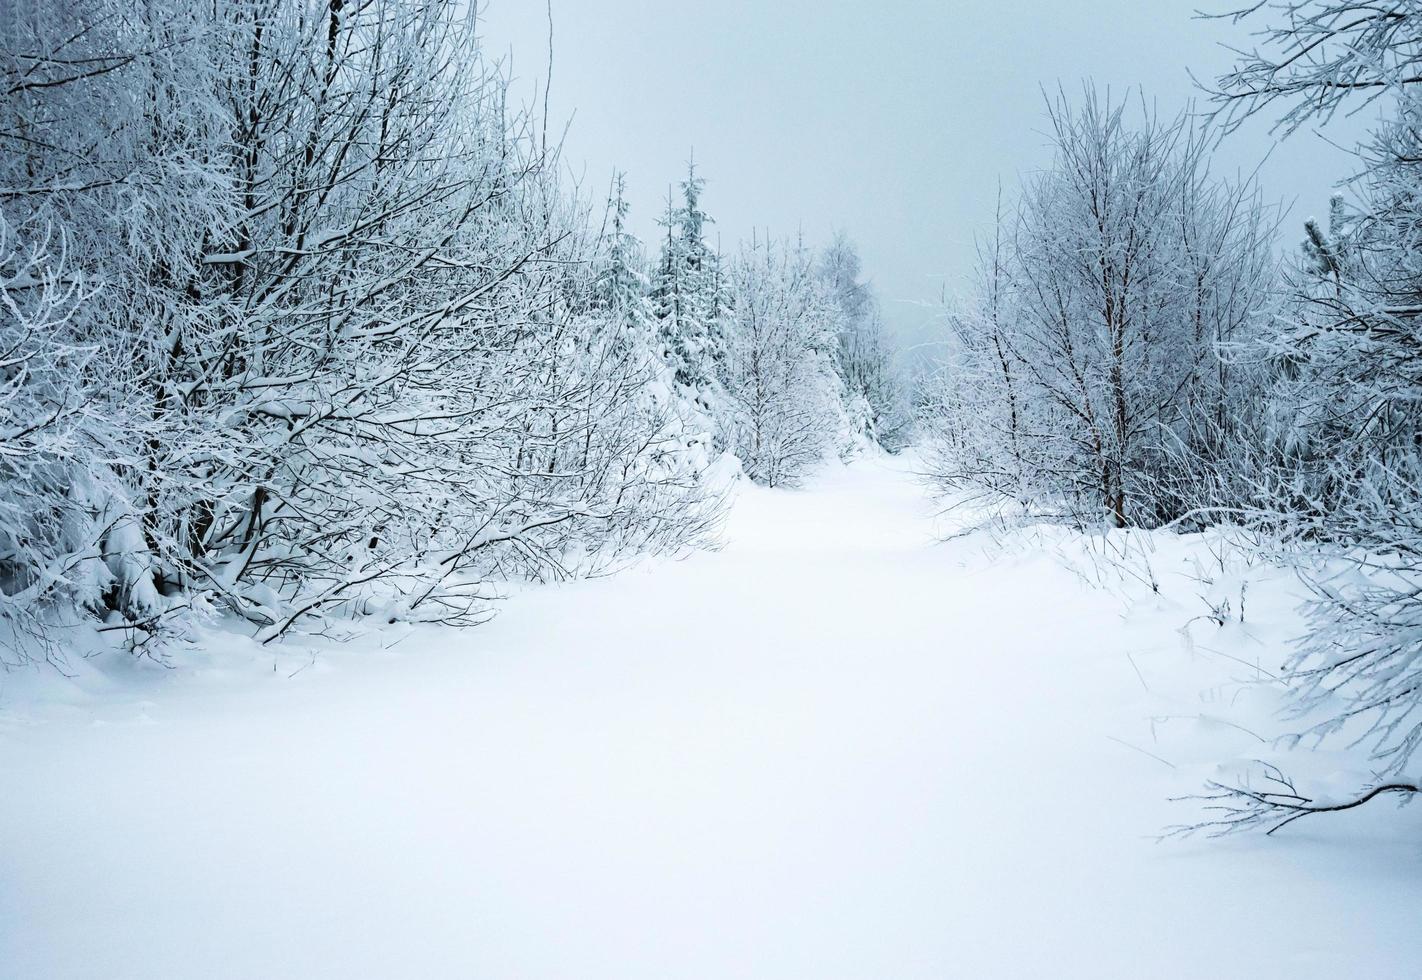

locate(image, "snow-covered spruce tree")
[[594, 173, 717, 474], [0, 1, 718, 657], [817, 233, 911, 451], [721, 235, 844, 487], [922, 89, 1274, 529], [650, 159, 730, 440], [1178, 1, 1422, 831], [596, 173, 651, 321]]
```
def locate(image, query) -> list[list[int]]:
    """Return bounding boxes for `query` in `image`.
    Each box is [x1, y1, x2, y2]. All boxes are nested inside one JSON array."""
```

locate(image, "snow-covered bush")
[[0, 0, 718, 658], [1, 0, 234, 658]]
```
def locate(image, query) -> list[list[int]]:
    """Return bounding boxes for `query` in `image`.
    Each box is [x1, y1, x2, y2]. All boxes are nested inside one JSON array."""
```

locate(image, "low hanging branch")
[[1168, 762, 1420, 838]]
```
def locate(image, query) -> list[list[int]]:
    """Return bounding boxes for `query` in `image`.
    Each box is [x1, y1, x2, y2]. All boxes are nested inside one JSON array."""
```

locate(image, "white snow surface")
[[2, 453, 1420, 978]]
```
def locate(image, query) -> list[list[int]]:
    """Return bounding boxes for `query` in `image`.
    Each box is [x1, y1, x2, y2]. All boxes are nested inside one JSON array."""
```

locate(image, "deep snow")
[[2, 453, 1419, 979]]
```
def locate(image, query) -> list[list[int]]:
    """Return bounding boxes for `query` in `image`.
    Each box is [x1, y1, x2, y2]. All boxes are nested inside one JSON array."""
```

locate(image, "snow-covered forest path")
[[3, 454, 1419, 979]]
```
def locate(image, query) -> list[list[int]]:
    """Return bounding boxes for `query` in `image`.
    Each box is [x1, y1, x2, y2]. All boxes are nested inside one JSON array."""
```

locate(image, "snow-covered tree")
[[596, 173, 652, 321], [919, 193, 1039, 514], [722, 236, 844, 487], [589, 172, 719, 475], [817, 233, 910, 451], [921, 89, 1274, 529], [650, 159, 729, 425]]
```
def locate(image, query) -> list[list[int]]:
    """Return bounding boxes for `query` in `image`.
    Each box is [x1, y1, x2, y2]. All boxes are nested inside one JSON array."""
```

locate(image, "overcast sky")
[[478, 0, 1370, 349]]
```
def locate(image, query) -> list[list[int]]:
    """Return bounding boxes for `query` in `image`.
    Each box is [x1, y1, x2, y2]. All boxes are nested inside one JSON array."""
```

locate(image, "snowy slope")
[[2, 454, 1419, 979]]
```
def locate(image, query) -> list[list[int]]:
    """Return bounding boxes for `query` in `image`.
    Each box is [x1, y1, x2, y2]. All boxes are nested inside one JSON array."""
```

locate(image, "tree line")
[[918, 2, 1422, 829], [0, 0, 904, 665]]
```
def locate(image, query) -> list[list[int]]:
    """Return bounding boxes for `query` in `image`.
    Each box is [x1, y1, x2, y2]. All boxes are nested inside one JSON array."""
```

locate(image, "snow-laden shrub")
[[0, 0, 718, 657]]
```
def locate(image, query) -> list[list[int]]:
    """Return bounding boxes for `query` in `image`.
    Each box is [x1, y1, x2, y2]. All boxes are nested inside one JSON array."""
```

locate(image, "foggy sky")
[[478, 0, 1371, 350]]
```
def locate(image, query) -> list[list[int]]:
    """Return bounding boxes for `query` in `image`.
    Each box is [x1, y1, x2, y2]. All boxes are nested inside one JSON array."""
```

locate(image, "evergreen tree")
[[596, 172, 654, 343], [650, 158, 728, 412]]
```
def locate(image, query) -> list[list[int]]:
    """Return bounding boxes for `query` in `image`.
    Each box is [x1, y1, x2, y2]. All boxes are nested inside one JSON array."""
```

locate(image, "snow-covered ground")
[[2, 453, 1419, 979]]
